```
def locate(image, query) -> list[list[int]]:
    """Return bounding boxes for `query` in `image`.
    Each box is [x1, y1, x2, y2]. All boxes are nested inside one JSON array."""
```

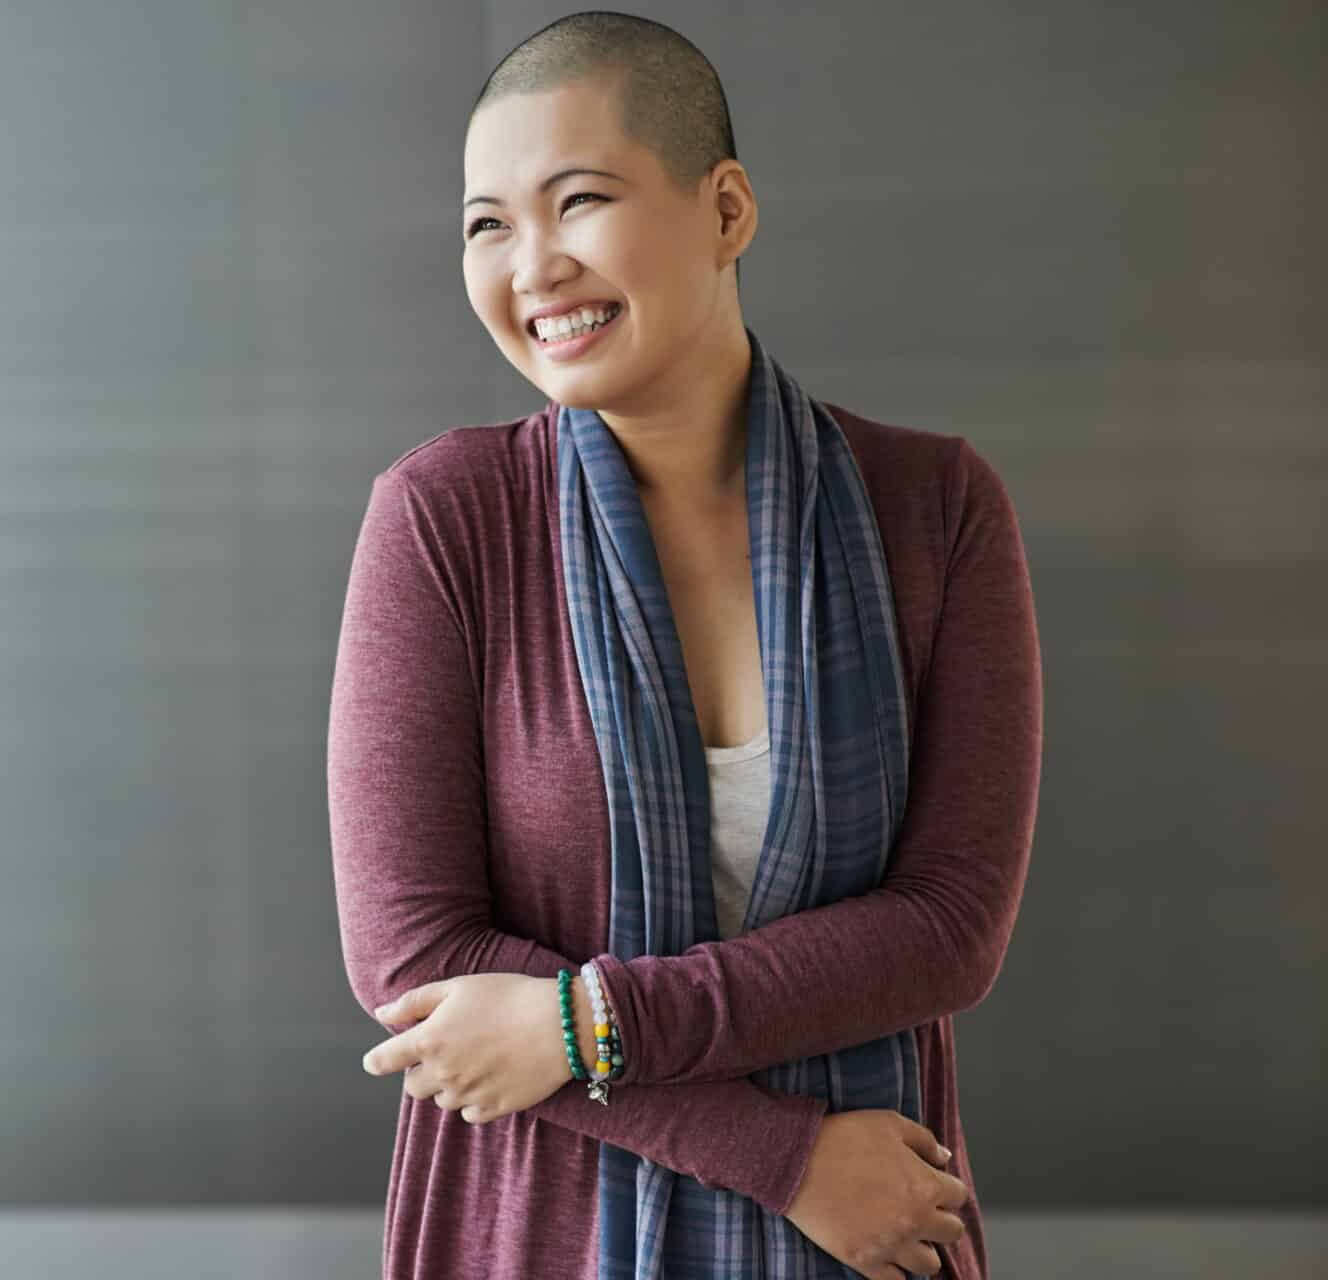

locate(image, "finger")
[[940, 1172, 971, 1207], [363, 1029, 421, 1077], [929, 1210, 967, 1246], [403, 1062, 439, 1101], [431, 1084, 470, 1114], [900, 1241, 942, 1276], [375, 987, 427, 1021], [375, 980, 451, 1023]]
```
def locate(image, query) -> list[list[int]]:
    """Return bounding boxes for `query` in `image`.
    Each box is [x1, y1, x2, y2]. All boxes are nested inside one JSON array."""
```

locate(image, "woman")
[[328, 12, 1042, 1280]]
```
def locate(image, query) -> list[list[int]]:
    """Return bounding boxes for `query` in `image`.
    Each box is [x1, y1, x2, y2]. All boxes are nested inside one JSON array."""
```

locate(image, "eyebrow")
[[462, 168, 626, 211]]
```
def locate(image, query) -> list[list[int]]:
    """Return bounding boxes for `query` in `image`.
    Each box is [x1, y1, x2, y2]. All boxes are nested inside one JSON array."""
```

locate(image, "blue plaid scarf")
[[557, 326, 921, 1280]]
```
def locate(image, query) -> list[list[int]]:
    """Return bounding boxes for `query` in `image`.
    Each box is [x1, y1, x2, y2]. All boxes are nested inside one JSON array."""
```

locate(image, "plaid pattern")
[[557, 327, 921, 1279]]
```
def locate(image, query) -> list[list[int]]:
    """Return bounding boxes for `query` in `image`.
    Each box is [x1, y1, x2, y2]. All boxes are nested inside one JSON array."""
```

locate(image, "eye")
[[465, 214, 500, 239], [464, 191, 607, 241]]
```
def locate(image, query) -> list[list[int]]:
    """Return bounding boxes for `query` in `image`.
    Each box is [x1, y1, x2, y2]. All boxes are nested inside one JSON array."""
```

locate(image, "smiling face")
[[461, 76, 751, 414]]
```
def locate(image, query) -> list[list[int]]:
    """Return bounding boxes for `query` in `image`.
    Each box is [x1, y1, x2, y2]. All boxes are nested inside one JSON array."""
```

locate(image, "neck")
[[595, 321, 753, 503]]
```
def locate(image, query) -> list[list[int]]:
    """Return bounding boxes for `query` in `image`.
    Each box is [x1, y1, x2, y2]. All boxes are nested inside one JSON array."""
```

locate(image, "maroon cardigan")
[[327, 397, 1043, 1279]]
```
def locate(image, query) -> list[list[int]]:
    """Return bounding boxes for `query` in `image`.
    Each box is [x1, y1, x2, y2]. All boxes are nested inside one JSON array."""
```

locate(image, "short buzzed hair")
[[468, 10, 744, 292]]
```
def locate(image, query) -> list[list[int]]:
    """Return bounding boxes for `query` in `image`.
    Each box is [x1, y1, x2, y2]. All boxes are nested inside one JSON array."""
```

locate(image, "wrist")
[[570, 974, 600, 1077]]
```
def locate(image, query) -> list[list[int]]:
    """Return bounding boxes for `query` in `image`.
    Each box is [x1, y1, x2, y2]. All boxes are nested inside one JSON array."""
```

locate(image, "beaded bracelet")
[[580, 959, 625, 1086], [557, 964, 625, 1105]]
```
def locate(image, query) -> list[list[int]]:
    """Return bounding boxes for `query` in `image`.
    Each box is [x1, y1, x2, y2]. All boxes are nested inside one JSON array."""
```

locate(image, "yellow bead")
[[596, 1060, 611, 1074], [595, 1022, 610, 1038]]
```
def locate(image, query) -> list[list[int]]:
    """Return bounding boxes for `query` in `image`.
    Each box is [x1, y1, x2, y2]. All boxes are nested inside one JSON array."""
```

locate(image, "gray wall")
[[2, 0, 1323, 1223]]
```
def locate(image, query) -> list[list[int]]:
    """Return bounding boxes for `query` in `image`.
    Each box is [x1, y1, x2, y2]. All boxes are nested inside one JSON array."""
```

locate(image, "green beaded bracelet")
[[557, 969, 589, 1081]]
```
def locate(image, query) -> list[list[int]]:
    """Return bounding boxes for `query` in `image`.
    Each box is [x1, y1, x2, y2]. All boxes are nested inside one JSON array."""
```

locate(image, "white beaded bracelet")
[[579, 960, 624, 1102]]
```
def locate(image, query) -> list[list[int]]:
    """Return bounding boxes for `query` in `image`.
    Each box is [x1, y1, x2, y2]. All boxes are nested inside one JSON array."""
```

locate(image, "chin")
[[537, 383, 601, 410], [528, 361, 622, 406]]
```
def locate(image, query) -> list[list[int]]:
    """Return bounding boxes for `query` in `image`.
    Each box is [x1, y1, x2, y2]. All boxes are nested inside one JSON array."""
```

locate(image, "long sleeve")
[[591, 436, 1044, 1089], [326, 468, 827, 1217]]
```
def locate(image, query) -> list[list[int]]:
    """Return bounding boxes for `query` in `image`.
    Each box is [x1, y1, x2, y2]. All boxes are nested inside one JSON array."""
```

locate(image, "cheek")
[[613, 235, 697, 316], [606, 237, 653, 289], [462, 256, 498, 306], [584, 217, 652, 287], [461, 263, 487, 318], [466, 280, 511, 338]]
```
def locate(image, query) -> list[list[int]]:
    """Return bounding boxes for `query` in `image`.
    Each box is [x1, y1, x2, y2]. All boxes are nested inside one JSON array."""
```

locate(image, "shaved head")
[[468, 10, 743, 292]]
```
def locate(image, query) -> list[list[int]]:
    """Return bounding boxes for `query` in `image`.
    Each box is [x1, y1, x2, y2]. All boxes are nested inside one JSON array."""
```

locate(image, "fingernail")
[[939, 1146, 953, 1161]]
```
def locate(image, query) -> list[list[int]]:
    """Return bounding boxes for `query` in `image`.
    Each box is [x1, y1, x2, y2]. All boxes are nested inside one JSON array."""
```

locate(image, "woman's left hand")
[[361, 974, 572, 1124]]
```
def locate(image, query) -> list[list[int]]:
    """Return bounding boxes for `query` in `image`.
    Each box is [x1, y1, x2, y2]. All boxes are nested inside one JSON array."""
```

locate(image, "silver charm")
[[587, 1079, 611, 1105]]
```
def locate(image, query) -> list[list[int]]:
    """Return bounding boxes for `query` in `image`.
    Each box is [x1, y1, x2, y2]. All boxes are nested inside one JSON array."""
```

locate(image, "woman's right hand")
[[782, 1109, 970, 1279]]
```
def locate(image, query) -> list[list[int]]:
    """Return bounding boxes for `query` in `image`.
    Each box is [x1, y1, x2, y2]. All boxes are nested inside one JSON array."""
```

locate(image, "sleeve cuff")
[[588, 951, 643, 1085]]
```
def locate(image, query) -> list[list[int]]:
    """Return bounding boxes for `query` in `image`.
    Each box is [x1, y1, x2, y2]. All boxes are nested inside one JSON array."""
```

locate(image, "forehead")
[[463, 81, 633, 185]]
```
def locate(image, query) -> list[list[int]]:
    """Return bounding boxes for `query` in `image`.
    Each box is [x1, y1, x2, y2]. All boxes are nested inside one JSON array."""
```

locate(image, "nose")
[[510, 234, 578, 299]]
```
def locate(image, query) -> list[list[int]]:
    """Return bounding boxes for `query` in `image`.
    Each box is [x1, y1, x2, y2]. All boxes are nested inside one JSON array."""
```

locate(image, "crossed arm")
[[593, 436, 1042, 1087], [327, 440, 1041, 1215]]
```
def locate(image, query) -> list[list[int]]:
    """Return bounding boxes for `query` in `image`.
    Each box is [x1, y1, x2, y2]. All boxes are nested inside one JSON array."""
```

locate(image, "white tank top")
[[703, 724, 772, 939]]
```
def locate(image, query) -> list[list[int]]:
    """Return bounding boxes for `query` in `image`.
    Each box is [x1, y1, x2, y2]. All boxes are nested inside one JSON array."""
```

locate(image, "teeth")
[[535, 302, 621, 341]]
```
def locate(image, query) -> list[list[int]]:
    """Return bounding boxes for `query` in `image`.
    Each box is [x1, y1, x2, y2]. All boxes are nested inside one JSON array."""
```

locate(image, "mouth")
[[527, 301, 625, 348]]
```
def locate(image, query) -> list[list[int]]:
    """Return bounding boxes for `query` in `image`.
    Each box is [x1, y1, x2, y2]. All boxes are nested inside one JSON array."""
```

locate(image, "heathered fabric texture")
[[326, 397, 1043, 1280]]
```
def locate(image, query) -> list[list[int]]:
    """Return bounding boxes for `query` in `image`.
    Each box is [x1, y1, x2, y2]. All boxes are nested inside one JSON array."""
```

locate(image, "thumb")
[[374, 983, 446, 1022]]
